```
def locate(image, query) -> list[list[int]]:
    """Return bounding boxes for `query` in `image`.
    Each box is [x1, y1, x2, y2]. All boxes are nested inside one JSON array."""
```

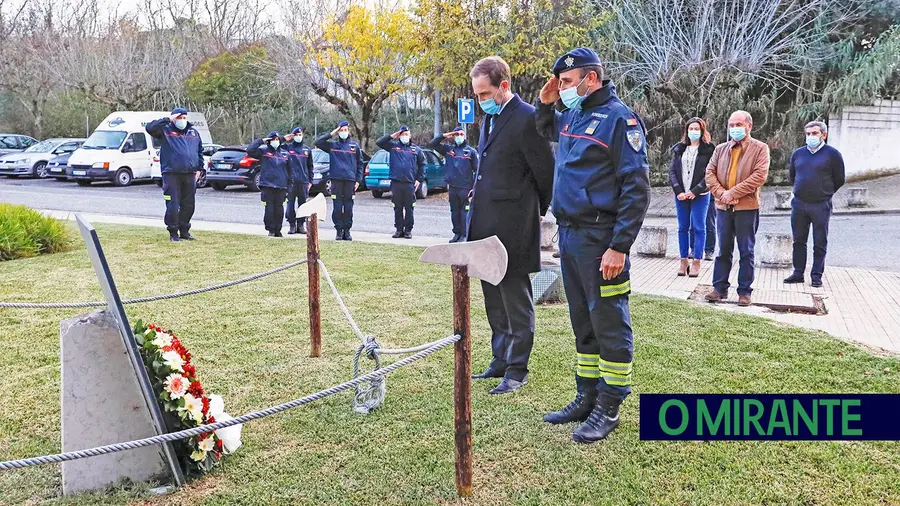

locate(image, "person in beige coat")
[[704, 111, 769, 306]]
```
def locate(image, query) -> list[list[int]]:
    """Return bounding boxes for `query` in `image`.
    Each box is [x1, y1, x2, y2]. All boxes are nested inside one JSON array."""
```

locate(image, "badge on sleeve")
[[585, 120, 600, 135], [626, 118, 638, 127], [626, 130, 644, 152]]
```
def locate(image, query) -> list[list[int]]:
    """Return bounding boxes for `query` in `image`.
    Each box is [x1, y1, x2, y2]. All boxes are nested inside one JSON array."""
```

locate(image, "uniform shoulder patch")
[[626, 130, 643, 152], [626, 117, 638, 127]]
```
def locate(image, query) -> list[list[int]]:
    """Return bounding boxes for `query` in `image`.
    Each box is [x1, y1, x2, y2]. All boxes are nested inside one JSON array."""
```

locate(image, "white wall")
[[830, 100, 900, 179]]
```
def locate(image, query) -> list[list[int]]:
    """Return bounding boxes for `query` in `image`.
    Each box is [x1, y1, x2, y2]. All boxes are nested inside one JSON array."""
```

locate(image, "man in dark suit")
[[467, 56, 555, 394]]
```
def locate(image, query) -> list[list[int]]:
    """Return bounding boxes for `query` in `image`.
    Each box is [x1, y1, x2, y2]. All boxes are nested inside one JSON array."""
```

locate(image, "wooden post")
[[307, 214, 322, 358], [452, 265, 473, 497]]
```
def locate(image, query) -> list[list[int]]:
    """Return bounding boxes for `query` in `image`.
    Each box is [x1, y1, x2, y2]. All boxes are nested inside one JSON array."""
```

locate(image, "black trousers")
[[161, 172, 196, 235], [791, 197, 832, 281], [331, 180, 355, 231], [481, 273, 535, 382], [285, 181, 309, 225], [260, 186, 287, 232], [391, 181, 415, 231], [449, 186, 470, 236]]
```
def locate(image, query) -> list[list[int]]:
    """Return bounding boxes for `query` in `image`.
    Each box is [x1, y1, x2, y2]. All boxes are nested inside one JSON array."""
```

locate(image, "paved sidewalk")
[[48, 210, 899, 357], [647, 173, 900, 217]]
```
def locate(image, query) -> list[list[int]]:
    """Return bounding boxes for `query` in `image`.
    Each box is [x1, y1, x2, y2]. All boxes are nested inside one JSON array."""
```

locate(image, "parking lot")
[[0, 176, 457, 238]]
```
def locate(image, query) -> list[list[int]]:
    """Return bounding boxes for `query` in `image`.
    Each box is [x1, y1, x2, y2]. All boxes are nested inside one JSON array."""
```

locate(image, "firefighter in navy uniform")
[[535, 48, 650, 443], [285, 127, 314, 235], [247, 132, 292, 237], [315, 121, 364, 241], [376, 125, 425, 239], [428, 126, 478, 242]]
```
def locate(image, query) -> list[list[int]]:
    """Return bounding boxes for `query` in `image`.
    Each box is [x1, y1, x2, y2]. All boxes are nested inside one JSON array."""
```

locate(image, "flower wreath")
[[133, 321, 242, 474]]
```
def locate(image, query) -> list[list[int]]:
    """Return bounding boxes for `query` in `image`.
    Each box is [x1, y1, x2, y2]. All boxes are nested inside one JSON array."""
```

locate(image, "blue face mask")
[[454, 135, 465, 145], [479, 88, 503, 116], [270, 140, 280, 150], [559, 76, 587, 110], [806, 135, 821, 149], [174, 119, 187, 130], [729, 127, 747, 142], [688, 131, 702, 142]]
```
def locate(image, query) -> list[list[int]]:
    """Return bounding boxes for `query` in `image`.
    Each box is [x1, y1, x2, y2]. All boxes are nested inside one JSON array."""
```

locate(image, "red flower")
[[161, 345, 174, 353], [215, 439, 224, 451], [215, 452, 221, 461], [182, 363, 197, 379], [188, 381, 205, 397], [201, 396, 210, 415], [207, 415, 217, 424]]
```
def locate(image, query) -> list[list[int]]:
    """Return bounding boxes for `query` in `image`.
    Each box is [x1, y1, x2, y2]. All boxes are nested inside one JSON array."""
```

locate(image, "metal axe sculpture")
[[418, 235, 509, 497], [296, 193, 327, 221]]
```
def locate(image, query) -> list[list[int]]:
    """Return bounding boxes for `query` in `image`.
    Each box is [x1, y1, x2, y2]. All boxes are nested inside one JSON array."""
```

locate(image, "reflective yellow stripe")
[[412, 202, 416, 207], [603, 374, 632, 386], [163, 195, 171, 201], [577, 353, 599, 365], [576, 367, 602, 379], [600, 279, 631, 297], [465, 206, 470, 211], [599, 357, 633, 386], [599, 358, 632, 372], [331, 195, 337, 200], [352, 195, 356, 200], [262, 202, 267, 206]]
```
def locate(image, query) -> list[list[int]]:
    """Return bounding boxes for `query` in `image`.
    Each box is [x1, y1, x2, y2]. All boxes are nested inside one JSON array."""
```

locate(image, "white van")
[[67, 111, 212, 187]]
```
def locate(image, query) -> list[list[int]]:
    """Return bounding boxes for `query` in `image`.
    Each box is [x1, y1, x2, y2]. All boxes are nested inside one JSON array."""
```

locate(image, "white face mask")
[[400, 135, 411, 144], [338, 131, 349, 140], [270, 140, 280, 149], [294, 136, 303, 143]]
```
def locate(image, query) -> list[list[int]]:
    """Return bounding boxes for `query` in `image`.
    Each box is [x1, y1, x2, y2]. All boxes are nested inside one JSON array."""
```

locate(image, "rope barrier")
[[0, 334, 460, 471]]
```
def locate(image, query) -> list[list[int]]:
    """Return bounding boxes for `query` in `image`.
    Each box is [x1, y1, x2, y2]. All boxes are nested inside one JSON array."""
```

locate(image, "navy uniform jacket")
[[314, 134, 364, 182], [468, 94, 555, 275], [286, 141, 314, 184], [375, 135, 426, 183], [536, 81, 650, 254], [145, 118, 203, 174], [428, 137, 478, 189], [247, 139, 292, 190]]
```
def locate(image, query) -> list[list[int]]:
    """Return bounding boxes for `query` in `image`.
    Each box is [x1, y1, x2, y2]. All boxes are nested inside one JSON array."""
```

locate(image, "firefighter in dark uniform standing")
[[146, 107, 204, 242], [285, 127, 314, 235], [428, 126, 478, 242], [376, 125, 425, 239], [536, 48, 650, 443], [247, 132, 292, 237], [315, 121, 364, 241]]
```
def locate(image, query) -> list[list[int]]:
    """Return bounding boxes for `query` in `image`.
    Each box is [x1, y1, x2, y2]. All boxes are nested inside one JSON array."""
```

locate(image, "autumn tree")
[[307, 5, 421, 151]]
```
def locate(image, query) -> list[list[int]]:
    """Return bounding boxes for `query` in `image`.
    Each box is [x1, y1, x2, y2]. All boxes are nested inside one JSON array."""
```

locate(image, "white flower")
[[190, 449, 207, 462], [198, 436, 216, 452], [180, 394, 204, 424], [214, 412, 243, 454], [164, 374, 189, 399], [152, 331, 174, 348], [207, 394, 225, 417], [161, 350, 184, 372]]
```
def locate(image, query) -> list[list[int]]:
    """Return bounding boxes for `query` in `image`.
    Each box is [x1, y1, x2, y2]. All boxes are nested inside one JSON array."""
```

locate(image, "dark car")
[[47, 151, 76, 181], [0, 134, 38, 156], [206, 145, 262, 191], [309, 148, 371, 197]]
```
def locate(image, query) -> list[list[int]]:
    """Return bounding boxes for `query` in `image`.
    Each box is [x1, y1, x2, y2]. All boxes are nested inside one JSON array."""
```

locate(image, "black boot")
[[343, 229, 352, 241], [403, 230, 412, 239], [572, 393, 622, 443], [268, 231, 276, 237], [298, 220, 307, 235], [543, 377, 598, 425], [392, 229, 403, 239], [288, 221, 298, 234], [169, 232, 180, 242], [336, 229, 344, 241]]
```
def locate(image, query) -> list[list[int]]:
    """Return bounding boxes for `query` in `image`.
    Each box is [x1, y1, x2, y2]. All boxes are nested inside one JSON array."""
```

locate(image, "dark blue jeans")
[[675, 193, 710, 259], [391, 180, 415, 232], [791, 197, 832, 281], [712, 208, 759, 297], [331, 180, 355, 230], [689, 195, 717, 255]]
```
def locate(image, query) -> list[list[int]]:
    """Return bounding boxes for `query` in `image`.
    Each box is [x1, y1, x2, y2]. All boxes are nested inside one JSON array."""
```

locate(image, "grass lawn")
[[1, 224, 899, 505]]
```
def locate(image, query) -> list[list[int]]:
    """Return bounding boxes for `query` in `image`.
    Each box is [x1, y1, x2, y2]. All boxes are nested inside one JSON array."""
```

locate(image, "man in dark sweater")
[[784, 121, 845, 288]]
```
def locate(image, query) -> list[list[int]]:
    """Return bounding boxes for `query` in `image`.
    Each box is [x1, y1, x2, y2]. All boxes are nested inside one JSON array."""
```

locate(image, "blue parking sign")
[[458, 98, 475, 124]]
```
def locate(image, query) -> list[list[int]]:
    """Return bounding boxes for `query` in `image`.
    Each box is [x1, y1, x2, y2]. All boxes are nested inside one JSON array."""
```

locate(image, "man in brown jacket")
[[704, 111, 769, 306]]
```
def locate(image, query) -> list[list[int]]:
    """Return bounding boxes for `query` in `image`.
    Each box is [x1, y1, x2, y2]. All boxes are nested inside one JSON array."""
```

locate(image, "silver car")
[[0, 134, 38, 156], [0, 138, 85, 178]]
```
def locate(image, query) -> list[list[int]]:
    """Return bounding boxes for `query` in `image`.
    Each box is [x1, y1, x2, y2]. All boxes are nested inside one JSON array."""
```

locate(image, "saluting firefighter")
[[284, 127, 314, 235], [247, 132, 292, 237], [536, 48, 650, 443], [376, 125, 425, 239], [315, 121, 364, 241], [428, 126, 478, 243]]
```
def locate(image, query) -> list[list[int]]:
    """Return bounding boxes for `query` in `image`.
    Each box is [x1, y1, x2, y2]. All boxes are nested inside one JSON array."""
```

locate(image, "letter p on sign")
[[458, 99, 475, 124]]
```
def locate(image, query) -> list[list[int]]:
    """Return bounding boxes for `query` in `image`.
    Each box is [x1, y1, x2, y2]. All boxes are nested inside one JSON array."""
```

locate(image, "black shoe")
[[451, 234, 462, 243], [179, 232, 195, 241], [811, 279, 823, 288], [572, 393, 622, 443], [704, 251, 714, 261], [169, 234, 180, 242], [403, 231, 412, 239], [472, 367, 506, 380], [784, 273, 805, 284], [544, 388, 597, 424], [392, 229, 403, 239], [268, 231, 276, 237], [274, 231, 284, 238], [336, 230, 344, 241], [288, 222, 298, 234], [489, 375, 528, 395], [298, 221, 307, 235], [343, 229, 352, 241]]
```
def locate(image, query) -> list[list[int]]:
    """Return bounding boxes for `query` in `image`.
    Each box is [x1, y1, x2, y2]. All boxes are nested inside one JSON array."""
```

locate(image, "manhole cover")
[[689, 285, 824, 315]]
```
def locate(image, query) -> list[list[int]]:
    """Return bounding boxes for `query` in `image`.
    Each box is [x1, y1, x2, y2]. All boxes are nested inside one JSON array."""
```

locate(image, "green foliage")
[[0, 204, 74, 261]]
